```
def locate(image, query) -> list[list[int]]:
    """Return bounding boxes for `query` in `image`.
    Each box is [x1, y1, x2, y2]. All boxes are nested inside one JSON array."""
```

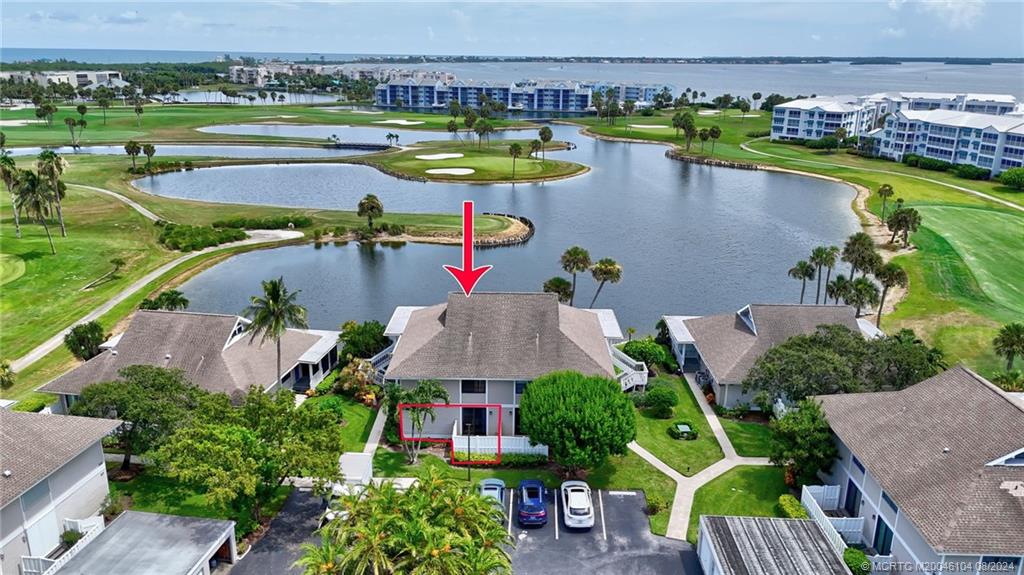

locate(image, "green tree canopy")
[[769, 399, 838, 487], [64, 321, 106, 360], [155, 386, 345, 523], [542, 276, 573, 303], [519, 371, 635, 472], [338, 319, 391, 360], [72, 366, 207, 470]]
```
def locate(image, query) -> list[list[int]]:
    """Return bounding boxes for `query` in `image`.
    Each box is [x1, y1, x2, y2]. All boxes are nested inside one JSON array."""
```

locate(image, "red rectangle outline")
[[397, 402, 503, 465]]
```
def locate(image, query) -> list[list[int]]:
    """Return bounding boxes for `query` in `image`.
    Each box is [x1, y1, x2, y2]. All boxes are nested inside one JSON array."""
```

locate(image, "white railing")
[[22, 516, 106, 575], [611, 346, 648, 391], [806, 484, 842, 510], [804, 485, 864, 544], [368, 343, 395, 383], [801, 486, 848, 556], [450, 424, 549, 456]]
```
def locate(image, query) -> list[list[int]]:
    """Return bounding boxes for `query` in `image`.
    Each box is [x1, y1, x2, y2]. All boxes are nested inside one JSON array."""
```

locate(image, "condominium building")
[[374, 78, 670, 112], [0, 70, 123, 87], [866, 109, 1024, 175], [771, 91, 1019, 142], [228, 65, 271, 87]]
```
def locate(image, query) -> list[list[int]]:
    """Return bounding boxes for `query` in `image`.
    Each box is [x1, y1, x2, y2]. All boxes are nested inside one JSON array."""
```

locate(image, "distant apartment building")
[[865, 109, 1024, 175], [228, 65, 271, 87], [374, 78, 670, 112], [0, 70, 123, 87], [771, 91, 1019, 142]]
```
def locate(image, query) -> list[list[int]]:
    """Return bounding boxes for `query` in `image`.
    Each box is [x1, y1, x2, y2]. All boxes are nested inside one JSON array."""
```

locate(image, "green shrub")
[[778, 494, 809, 519], [843, 548, 871, 575], [312, 228, 323, 241], [451, 452, 548, 467], [622, 337, 667, 367], [640, 108, 655, 117], [302, 394, 346, 420], [354, 225, 376, 241], [315, 370, 339, 395], [211, 215, 313, 229], [952, 164, 991, 180], [1000, 167, 1024, 190], [645, 493, 667, 515], [745, 130, 771, 138], [11, 395, 51, 412], [101, 494, 126, 520], [333, 225, 348, 237], [645, 386, 679, 419], [667, 421, 698, 440], [157, 223, 246, 252], [631, 391, 650, 408], [61, 529, 84, 548], [903, 154, 951, 172], [64, 321, 106, 360]]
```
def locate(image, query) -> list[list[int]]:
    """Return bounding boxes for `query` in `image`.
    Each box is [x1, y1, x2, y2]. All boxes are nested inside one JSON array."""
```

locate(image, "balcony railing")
[[21, 517, 105, 575], [368, 342, 395, 383], [803, 485, 865, 545], [610, 346, 648, 392], [451, 422, 549, 456], [801, 486, 849, 556]]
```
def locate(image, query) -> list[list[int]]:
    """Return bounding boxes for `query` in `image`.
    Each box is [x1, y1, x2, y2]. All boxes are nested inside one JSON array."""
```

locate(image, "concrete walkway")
[[628, 373, 771, 541], [70, 184, 162, 221], [362, 405, 388, 454], [740, 139, 1024, 214]]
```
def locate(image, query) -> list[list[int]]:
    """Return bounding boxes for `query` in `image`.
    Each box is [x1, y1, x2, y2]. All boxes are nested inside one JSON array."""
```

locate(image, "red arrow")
[[444, 200, 492, 297]]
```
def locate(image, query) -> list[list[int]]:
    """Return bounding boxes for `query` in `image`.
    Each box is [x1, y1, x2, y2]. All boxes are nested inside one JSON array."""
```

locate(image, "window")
[[461, 379, 486, 394], [881, 491, 899, 514], [852, 455, 865, 473], [514, 381, 530, 395]]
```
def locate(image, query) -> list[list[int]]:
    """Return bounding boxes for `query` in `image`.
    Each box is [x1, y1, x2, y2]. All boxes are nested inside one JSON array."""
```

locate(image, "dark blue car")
[[517, 479, 548, 526]]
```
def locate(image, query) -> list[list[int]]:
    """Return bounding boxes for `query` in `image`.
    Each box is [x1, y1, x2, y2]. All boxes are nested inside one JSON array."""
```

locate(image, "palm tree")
[[826, 273, 851, 305], [808, 246, 837, 304], [560, 246, 591, 307], [993, 323, 1024, 371], [446, 119, 460, 141], [64, 117, 78, 146], [623, 99, 636, 132], [357, 193, 384, 229], [0, 360, 14, 391], [841, 232, 875, 277], [874, 262, 908, 327], [846, 276, 880, 316], [698, 128, 710, 153], [709, 125, 722, 156], [538, 126, 553, 160], [992, 370, 1024, 392], [133, 102, 144, 127], [294, 535, 342, 575], [877, 184, 895, 220], [14, 170, 56, 254], [788, 260, 815, 304], [244, 277, 309, 388], [529, 139, 542, 159], [542, 276, 573, 303], [157, 289, 190, 311], [124, 140, 142, 170], [142, 143, 156, 170], [508, 142, 522, 180], [589, 257, 622, 308], [671, 112, 684, 138], [0, 152, 21, 238], [36, 150, 68, 237], [833, 127, 848, 151]]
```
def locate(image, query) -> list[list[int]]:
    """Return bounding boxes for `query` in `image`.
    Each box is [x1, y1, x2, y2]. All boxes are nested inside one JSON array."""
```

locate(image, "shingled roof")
[[384, 292, 615, 380], [683, 304, 862, 383], [39, 310, 324, 402], [1, 411, 120, 508], [816, 366, 1024, 556], [700, 516, 849, 575]]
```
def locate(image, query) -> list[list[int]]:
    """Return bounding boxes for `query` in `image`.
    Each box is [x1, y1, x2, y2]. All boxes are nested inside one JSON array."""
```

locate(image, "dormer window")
[[988, 447, 1024, 467], [737, 305, 756, 335]]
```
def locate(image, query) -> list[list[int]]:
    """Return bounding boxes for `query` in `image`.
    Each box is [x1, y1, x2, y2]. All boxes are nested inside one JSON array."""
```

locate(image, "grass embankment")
[[107, 463, 292, 539], [685, 465, 788, 543], [719, 418, 774, 457], [633, 376, 723, 476], [373, 448, 678, 535], [569, 109, 1024, 378], [366, 139, 587, 183], [1, 103, 534, 147]]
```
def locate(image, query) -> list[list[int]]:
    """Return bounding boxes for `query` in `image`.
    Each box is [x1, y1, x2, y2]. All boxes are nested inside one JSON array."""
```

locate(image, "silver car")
[[560, 480, 595, 529], [478, 478, 506, 508]]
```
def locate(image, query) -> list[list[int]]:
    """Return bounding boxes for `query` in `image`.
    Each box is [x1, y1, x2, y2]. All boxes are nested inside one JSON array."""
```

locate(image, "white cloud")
[[427, 25, 435, 41], [810, 34, 822, 41], [918, 0, 985, 29], [103, 10, 145, 25], [882, 26, 907, 38], [888, 0, 907, 10]]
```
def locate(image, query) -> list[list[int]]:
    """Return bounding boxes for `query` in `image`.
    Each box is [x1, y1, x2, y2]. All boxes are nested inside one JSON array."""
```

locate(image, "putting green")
[[0, 253, 26, 286], [913, 205, 1024, 315]]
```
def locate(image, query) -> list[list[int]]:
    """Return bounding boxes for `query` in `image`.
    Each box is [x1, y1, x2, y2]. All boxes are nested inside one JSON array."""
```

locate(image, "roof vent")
[[2, 470, 11, 478], [111, 350, 118, 356], [165, 354, 171, 360], [942, 447, 950, 454]]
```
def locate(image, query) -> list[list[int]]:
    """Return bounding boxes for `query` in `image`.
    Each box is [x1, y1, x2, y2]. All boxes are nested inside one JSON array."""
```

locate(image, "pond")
[[8, 144, 375, 158], [152, 124, 859, 332]]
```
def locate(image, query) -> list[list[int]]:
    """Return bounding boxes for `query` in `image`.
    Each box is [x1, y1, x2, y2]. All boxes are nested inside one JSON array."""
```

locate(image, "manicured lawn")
[[304, 393, 377, 453], [107, 465, 292, 539], [370, 139, 587, 183], [686, 465, 787, 543], [373, 448, 678, 535], [719, 418, 774, 457], [633, 376, 723, 476]]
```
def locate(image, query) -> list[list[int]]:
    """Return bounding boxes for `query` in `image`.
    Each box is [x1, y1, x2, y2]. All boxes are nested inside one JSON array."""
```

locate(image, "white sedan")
[[560, 480, 595, 529]]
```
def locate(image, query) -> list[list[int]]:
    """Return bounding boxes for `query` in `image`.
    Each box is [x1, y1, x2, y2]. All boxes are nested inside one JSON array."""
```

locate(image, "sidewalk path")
[[740, 140, 1024, 214], [362, 406, 388, 454], [628, 373, 772, 541], [11, 225, 303, 373], [71, 184, 162, 221]]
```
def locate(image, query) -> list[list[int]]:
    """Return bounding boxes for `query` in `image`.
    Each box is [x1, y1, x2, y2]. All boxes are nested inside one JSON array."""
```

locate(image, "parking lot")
[[505, 487, 699, 575]]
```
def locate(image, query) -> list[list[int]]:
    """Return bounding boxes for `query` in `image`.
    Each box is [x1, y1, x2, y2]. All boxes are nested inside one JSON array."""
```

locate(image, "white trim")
[[0, 461, 106, 550]]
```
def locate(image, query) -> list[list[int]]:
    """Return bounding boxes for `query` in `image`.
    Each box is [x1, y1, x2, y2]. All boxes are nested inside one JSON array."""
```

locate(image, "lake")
[[7, 144, 374, 158], [143, 123, 860, 333]]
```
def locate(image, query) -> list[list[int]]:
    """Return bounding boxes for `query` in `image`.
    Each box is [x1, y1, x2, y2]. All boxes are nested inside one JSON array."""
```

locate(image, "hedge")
[[157, 223, 246, 252], [778, 494, 809, 519], [452, 452, 548, 468], [843, 548, 871, 575], [952, 164, 991, 180]]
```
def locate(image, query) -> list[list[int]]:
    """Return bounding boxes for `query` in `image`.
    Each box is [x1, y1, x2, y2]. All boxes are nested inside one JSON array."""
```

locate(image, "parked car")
[[478, 478, 506, 508], [560, 480, 595, 529], [517, 479, 548, 526]]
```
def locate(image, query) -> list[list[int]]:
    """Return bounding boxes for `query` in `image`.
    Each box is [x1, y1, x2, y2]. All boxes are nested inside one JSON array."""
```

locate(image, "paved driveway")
[[510, 488, 699, 575], [229, 489, 322, 575]]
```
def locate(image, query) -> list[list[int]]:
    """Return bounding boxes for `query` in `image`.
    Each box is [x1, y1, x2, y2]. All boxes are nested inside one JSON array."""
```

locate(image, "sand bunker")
[[350, 110, 384, 115], [373, 119, 425, 126], [697, 110, 720, 116], [628, 124, 669, 129], [415, 153, 465, 161], [426, 168, 475, 176], [0, 119, 43, 126], [737, 114, 761, 117], [254, 115, 297, 119]]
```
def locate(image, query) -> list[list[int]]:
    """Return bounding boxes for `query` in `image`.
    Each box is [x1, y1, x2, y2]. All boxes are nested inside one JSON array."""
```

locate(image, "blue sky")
[[3, 1, 1022, 58]]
